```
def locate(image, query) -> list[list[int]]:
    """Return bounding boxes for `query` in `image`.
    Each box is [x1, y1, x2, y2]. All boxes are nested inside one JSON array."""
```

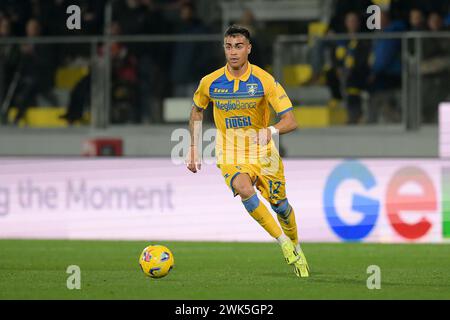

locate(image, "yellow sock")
[[274, 202, 298, 244], [242, 194, 282, 239]]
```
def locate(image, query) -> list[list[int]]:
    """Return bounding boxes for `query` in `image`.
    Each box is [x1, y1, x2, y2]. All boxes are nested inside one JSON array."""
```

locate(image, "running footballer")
[[186, 25, 309, 277]]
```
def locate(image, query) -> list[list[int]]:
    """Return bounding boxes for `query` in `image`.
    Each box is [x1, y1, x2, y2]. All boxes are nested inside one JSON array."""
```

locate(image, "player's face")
[[224, 35, 251, 69]]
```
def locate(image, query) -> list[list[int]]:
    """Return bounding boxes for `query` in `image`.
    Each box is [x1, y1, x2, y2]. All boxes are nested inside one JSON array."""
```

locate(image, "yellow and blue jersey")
[[193, 63, 292, 203], [193, 63, 292, 130], [193, 63, 293, 162]]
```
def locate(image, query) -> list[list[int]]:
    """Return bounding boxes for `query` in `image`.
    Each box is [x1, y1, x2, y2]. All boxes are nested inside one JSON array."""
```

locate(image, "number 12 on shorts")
[[269, 180, 281, 198]]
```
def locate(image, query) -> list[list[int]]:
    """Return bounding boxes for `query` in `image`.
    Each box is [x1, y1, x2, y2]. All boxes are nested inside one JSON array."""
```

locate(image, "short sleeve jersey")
[[193, 63, 293, 161]]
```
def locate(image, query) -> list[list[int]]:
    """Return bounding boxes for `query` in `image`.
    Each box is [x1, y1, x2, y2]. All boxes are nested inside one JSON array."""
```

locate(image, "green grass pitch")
[[0, 240, 449, 299]]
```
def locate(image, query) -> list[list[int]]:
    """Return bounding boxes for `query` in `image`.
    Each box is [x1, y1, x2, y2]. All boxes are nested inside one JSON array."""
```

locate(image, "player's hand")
[[253, 128, 272, 146], [186, 145, 201, 173]]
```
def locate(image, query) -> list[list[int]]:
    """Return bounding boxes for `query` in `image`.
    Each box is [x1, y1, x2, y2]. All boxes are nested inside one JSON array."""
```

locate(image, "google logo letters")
[[324, 160, 450, 241]]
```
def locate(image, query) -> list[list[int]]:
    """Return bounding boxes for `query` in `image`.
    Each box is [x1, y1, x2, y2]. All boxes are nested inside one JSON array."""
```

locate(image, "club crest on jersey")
[[246, 83, 258, 96]]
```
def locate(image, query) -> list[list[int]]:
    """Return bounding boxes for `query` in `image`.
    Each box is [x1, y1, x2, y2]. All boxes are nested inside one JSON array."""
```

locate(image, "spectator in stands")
[[106, 21, 139, 124], [0, 17, 19, 107], [409, 8, 426, 31], [61, 20, 139, 125], [366, 11, 406, 123], [113, 0, 145, 35], [323, 2, 370, 102], [170, 3, 209, 97], [0, 16, 12, 36], [407, 8, 426, 56], [9, 19, 57, 125], [421, 12, 450, 122], [428, 11, 450, 32], [328, 0, 372, 33], [0, 17, 18, 124], [326, 12, 370, 124], [0, 1, 30, 36], [390, 0, 450, 25], [136, 0, 171, 124]]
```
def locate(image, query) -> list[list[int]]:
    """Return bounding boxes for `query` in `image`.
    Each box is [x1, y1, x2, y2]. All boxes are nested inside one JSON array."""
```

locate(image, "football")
[[139, 245, 174, 279]]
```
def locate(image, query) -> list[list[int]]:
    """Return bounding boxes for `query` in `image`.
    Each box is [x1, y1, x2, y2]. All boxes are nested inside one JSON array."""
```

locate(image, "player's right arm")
[[255, 75, 297, 145], [187, 105, 203, 173], [186, 77, 210, 173]]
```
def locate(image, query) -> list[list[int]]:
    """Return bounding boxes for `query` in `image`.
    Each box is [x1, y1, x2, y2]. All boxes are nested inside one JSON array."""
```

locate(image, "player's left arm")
[[256, 80, 298, 145], [256, 109, 298, 145], [272, 110, 298, 134]]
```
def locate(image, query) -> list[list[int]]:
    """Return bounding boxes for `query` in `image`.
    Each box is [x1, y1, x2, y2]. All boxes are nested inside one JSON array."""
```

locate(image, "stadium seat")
[[292, 105, 347, 128], [55, 66, 89, 90], [283, 64, 313, 86], [307, 21, 329, 49], [7, 107, 90, 127], [308, 21, 328, 38]]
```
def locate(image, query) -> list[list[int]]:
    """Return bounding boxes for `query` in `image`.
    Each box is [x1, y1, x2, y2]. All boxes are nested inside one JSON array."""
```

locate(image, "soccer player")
[[186, 25, 309, 277]]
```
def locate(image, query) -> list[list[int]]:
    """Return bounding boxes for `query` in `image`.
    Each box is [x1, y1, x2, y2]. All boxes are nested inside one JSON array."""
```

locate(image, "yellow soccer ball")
[[139, 245, 174, 279]]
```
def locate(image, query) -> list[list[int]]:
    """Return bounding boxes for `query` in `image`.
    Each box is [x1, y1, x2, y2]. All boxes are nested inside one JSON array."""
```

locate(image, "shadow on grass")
[[305, 276, 450, 289], [260, 272, 450, 289]]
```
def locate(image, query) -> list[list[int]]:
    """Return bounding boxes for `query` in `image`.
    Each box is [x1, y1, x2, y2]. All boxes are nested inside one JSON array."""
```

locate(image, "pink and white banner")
[[0, 158, 449, 243]]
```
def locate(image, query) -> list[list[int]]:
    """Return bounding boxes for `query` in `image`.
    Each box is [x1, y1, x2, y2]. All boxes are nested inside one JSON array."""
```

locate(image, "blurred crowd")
[[0, 0, 218, 124], [0, 0, 449, 125], [321, 0, 450, 124]]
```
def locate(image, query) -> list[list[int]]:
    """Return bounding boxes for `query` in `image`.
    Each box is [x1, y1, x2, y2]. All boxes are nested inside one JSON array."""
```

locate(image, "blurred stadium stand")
[[0, 0, 448, 156]]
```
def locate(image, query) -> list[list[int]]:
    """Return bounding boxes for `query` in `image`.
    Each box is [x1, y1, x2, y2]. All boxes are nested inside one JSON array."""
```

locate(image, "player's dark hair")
[[224, 25, 251, 43]]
